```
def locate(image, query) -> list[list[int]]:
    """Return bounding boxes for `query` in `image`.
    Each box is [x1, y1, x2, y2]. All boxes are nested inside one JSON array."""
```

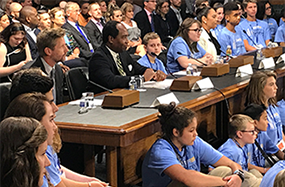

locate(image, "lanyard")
[[75, 23, 94, 52], [233, 138, 248, 170], [164, 138, 188, 169]]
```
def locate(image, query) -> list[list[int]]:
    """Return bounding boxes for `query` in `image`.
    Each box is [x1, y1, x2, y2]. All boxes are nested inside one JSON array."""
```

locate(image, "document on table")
[[143, 79, 174, 89], [68, 99, 103, 106]]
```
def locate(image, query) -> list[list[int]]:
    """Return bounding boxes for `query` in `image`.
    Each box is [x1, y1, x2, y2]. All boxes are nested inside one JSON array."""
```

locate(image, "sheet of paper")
[[143, 79, 174, 89]]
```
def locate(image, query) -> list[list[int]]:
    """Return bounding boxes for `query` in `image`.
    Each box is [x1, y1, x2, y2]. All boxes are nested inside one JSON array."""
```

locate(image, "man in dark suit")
[[88, 21, 166, 94], [85, 2, 104, 51], [18, 6, 40, 59], [62, 2, 93, 62], [24, 28, 67, 105], [167, 0, 187, 36], [134, 0, 157, 39]]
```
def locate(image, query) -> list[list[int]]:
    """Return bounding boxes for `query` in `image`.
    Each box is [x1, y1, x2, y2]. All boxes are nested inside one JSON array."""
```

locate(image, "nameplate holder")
[[200, 63, 229, 76], [235, 64, 253, 77], [150, 92, 179, 107], [169, 76, 202, 91], [228, 55, 254, 67], [192, 77, 214, 91], [262, 47, 283, 58], [102, 89, 139, 108], [276, 53, 285, 64], [258, 57, 275, 69]]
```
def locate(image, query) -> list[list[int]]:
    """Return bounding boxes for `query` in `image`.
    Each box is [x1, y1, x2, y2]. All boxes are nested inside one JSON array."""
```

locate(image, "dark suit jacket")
[[25, 28, 40, 60], [85, 20, 103, 51], [167, 7, 187, 36], [62, 22, 93, 60], [134, 10, 156, 39], [24, 57, 64, 104], [87, 44, 147, 94]]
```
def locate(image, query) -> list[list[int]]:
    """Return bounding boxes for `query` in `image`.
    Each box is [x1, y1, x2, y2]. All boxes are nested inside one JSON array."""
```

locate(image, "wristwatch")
[[233, 169, 244, 182]]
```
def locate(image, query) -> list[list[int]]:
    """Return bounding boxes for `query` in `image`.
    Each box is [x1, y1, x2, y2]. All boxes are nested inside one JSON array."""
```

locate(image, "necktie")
[[116, 55, 126, 76], [75, 23, 94, 52], [50, 68, 56, 104], [96, 22, 103, 32], [150, 13, 155, 32]]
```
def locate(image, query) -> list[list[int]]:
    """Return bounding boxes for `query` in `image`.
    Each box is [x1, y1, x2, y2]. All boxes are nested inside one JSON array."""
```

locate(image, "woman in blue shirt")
[[167, 18, 214, 73], [142, 102, 243, 187]]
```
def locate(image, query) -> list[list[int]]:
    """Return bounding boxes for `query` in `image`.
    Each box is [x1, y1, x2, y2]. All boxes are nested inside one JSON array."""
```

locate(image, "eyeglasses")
[[189, 28, 202, 33], [241, 130, 256, 135], [266, 6, 272, 10], [148, 0, 157, 3]]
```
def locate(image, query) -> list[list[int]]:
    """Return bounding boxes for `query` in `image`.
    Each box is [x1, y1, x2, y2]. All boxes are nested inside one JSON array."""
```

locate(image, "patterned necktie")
[[116, 55, 126, 76], [50, 68, 56, 103]]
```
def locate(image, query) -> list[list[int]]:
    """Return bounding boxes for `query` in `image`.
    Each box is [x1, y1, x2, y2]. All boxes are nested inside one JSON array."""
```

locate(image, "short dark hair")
[[10, 68, 54, 102], [102, 20, 119, 44], [224, 2, 239, 15], [196, 6, 212, 22], [243, 103, 267, 121]]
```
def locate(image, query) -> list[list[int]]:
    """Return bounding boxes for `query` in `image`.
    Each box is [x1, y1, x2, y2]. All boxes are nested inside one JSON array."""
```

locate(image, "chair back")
[[0, 82, 12, 121], [65, 67, 89, 100]]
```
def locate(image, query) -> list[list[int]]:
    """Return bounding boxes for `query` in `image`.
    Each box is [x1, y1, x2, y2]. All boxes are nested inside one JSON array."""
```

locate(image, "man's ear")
[[108, 35, 114, 44], [225, 14, 230, 22], [236, 131, 243, 139], [26, 16, 31, 23], [44, 47, 52, 56]]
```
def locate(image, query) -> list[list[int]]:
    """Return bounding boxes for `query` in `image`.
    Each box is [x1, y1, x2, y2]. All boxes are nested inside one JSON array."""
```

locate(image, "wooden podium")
[[102, 89, 139, 108], [228, 56, 254, 67], [170, 76, 202, 91], [200, 63, 229, 76]]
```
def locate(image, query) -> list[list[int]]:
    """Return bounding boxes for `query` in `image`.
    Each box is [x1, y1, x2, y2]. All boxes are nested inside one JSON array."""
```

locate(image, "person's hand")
[[143, 68, 155, 81], [153, 70, 167, 81], [200, 53, 214, 65], [59, 63, 70, 73], [223, 174, 242, 187], [161, 45, 167, 51], [88, 177, 109, 187], [89, 181, 106, 187]]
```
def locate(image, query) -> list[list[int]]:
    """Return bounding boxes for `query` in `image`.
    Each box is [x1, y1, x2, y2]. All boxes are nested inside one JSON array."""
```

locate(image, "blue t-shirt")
[[246, 131, 279, 167], [236, 19, 271, 48], [277, 99, 285, 126], [211, 24, 224, 39], [274, 25, 285, 43], [218, 27, 246, 56], [137, 55, 167, 74], [218, 139, 248, 170], [267, 105, 283, 146], [260, 160, 285, 187], [280, 18, 284, 26], [167, 37, 206, 73], [142, 137, 223, 187], [264, 18, 278, 36], [41, 145, 62, 187]]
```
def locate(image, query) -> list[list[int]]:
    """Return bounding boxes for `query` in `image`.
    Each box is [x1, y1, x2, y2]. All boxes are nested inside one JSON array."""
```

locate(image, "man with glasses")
[[134, 0, 157, 39], [62, 1, 93, 63]]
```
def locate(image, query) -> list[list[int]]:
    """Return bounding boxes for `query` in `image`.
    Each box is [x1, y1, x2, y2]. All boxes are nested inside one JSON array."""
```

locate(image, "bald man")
[[19, 6, 40, 59], [9, 2, 22, 22]]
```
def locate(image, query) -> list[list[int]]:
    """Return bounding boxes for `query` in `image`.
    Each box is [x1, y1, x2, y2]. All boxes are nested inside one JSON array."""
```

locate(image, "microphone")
[[150, 52, 177, 79], [242, 30, 258, 47], [88, 80, 113, 93], [177, 52, 208, 66]]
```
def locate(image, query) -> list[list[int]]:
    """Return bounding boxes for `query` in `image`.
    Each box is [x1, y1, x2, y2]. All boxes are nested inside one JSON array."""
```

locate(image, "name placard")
[[192, 77, 214, 91], [276, 53, 285, 64], [235, 64, 253, 77], [258, 57, 275, 69], [150, 92, 179, 107]]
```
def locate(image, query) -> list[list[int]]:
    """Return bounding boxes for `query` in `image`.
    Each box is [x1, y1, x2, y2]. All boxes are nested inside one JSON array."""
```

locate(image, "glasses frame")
[[241, 130, 256, 135]]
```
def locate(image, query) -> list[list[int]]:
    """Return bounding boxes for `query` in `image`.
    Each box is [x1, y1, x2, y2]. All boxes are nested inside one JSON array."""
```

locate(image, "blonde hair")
[[228, 114, 254, 138], [274, 169, 285, 187], [142, 32, 160, 45], [121, 2, 133, 21]]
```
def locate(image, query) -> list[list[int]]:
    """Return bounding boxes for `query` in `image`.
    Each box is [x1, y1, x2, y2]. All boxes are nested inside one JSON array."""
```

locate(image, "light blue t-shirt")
[[264, 18, 278, 36], [167, 36, 206, 73], [246, 131, 279, 167], [218, 27, 246, 56], [218, 139, 248, 170], [280, 18, 284, 26], [137, 54, 167, 74], [211, 24, 224, 39], [267, 105, 283, 146], [236, 19, 271, 48], [41, 145, 62, 187], [260, 160, 285, 187], [274, 25, 285, 43], [142, 136, 223, 187]]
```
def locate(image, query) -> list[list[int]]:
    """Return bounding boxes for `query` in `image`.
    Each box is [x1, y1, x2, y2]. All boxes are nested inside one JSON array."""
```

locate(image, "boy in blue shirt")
[[274, 9, 285, 47], [218, 114, 262, 186], [236, 0, 271, 51], [218, 2, 246, 56], [243, 104, 285, 174], [137, 32, 167, 74]]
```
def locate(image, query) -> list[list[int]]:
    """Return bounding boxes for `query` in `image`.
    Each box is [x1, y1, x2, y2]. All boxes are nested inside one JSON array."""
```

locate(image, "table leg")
[[106, 146, 118, 187], [84, 145, 95, 177]]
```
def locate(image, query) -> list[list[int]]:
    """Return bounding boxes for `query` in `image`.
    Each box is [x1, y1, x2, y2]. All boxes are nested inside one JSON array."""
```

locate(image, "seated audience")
[[106, 4, 122, 22], [0, 0, 12, 16], [0, 8, 10, 32], [243, 104, 284, 174], [195, 0, 209, 9], [256, 1, 278, 37], [9, 2, 22, 23], [18, 6, 40, 60], [245, 71, 284, 148], [0, 22, 32, 83], [78, 0, 90, 27], [155, 0, 172, 46], [167, 18, 213, 73], [138, 32, 167, 74], [98, 0, 107, 24], [167, 0, 186, 37], [19, 0, 33, 7], [212, 3, 225, 40], [142, 102, 243, 187], [125, 0, 142, 18], [88, 21, 166, 94], [134, 0, 157, 39], [62, 2, 94, 62], [260, 161, 285, 187], [274, 8, 285, 46], [236, 0, 271, 51], [5, 93, 108, 187], [218, 2, 246, 57], [196, 6, 220, 62], [85, 2, 104, 51], [0, 116, 50, 187], [218, 114, 262, 187], [59, 0, 67, 11], [38, 9, 51, 31]]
